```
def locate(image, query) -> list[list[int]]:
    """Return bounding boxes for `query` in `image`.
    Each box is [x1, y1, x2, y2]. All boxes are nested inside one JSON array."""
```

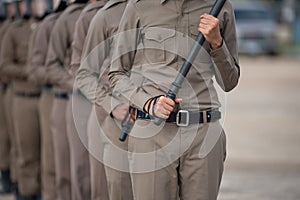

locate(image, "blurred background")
[[219, 0, 300, 200], [0, 0, 299, 200], [232, 0, 300, 56]]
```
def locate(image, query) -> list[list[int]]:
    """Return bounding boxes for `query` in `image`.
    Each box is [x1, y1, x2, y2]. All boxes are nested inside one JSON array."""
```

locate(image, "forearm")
[[2, 62, 27, 80], [211, 41, 239, 92], [76, 67, 100, 103], [109, 70, 152, 111], [46, 61, 70, 87], [27, 66, 47, 85], [211, 1, 240, 92]]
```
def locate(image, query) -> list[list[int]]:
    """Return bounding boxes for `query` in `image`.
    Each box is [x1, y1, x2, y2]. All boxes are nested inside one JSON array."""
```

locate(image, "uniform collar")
[[102, 0, 127, 10], [67, 3, 86, 13], [85, 0, 107, 12]]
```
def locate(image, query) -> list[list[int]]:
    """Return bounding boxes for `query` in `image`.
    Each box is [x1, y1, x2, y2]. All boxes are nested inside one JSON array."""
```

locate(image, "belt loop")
[[203, 111, 208, 123]]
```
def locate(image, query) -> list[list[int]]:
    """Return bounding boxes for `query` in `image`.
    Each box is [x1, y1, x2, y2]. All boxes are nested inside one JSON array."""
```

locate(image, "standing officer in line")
[[27, 0, 68, 199], [0, 0, 15, 194], [76, 0, 135, 199], [109, 0, 240, 199], [0, 0, 45, 199], [63, 0, 109, 199], [64, 0, 109, 199], [45, 0, 87, 199]]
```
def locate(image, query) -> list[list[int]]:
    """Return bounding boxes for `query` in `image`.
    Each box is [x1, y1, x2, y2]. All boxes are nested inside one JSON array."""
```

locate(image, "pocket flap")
[[145, 27, 176, 43]]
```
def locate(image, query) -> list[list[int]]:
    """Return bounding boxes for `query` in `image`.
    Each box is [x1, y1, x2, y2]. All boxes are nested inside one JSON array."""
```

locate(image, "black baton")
[[119, 106, 134, 142], [153, 0, 227, 125]]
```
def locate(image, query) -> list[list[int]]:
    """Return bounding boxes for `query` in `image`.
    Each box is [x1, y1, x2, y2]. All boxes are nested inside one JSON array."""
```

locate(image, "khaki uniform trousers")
[[88, 105, 133, 200], [87, 107, 109, 200], [3, 87, 17, 182], [128, 121, 226, 200], [95, 105, 133, 200], [50, 97, 71, 200], [0, 86, 10, 171], [38, 90, 56, 200], [66, 93, 91, 200], [12, 94, 41, 196]]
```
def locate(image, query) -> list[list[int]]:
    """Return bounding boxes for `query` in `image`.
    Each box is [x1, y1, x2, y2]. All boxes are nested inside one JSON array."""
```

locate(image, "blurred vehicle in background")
[[232, 1, 279, 55]]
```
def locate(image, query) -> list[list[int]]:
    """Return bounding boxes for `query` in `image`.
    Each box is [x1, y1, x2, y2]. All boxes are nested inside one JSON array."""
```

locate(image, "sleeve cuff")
[[95, 93, 118, 114], [210, 41, 232, 64], [130, 90, 153, 111]]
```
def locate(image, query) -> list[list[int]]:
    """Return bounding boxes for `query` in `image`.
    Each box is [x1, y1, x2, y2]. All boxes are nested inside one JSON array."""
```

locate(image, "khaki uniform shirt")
[[27, 12, 62, 86], [76, 0, 127, 113], [109, 0, 240, 111], [46, 3, 86, 93], [66, 0, 107, 91], [0, 19, 12, 58], [0, 18, 41, 93]]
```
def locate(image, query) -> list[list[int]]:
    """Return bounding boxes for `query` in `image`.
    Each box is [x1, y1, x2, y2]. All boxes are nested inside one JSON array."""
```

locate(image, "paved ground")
[[219, 55, 300, 200], [1, 56, 300, 200]]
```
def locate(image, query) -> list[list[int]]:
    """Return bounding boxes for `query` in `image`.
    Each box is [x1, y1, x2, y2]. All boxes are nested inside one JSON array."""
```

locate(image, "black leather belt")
[[136, 109, 221, 126], [15, 92, 41, 98], [43, 84, 53, 92], [54, 93, 69, 100]]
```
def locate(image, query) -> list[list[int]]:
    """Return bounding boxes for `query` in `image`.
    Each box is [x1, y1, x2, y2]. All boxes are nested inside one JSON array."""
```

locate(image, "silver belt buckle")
[[176, 110, 189, 127]]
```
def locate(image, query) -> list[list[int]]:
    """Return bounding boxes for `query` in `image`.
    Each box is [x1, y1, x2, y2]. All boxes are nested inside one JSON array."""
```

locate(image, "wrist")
[[211, 38, 223, 50]]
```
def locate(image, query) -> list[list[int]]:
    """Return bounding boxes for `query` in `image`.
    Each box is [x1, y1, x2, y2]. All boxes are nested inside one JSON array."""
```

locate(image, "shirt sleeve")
[[45, 15, 71, 88], [67, 11, 90, 91], [210, 1, 240, 92], [76, 11, 110, 104], [0, 27, 27, 79], [27, 21, 51, 86], [109, 2, 152, 111], [70, 12, 89, 73]]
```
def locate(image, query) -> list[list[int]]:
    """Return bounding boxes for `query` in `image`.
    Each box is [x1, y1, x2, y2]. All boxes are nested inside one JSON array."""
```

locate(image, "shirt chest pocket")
[[142, 27, 177, 65]]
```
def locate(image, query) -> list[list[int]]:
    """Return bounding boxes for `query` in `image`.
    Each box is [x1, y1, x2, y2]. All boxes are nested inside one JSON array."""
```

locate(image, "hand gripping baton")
[[153, 0, 227, 126]]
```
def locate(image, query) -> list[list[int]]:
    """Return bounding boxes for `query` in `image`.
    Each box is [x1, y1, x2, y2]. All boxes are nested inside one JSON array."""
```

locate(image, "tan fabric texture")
[[39, 91, 56, 200], [46, 3, 86, 93], [28, 12, 62, 86], [0, 87, 9, 170], [50, 98, 70, 200], [12, 95, 41, 196], [3, 87, 17, 182]]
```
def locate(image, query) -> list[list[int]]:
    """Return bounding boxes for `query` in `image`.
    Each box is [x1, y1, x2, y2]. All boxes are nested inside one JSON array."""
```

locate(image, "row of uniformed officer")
[[1, 0, 240, 200], [0, 0, 133, 199], [0, 0, 101, 199], [0, 0, 43, 199]]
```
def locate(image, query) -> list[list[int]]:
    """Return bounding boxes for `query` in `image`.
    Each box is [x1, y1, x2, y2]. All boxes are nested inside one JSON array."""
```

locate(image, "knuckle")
[[156, 100, 162, 105]]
